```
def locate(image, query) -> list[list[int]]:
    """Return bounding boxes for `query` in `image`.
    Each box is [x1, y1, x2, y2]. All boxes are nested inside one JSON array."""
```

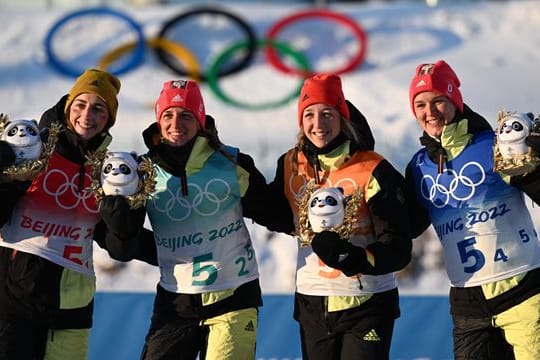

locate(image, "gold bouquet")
[[494, 110, 540, 176], [296, 180, 363, 247], [0, 114, 60, 182], [88, 150, 156, 209]]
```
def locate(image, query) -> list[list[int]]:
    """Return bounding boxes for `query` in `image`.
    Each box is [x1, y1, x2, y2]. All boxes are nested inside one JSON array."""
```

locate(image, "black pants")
[[141, 281, 262, 360], [453, 315, 515, 360], [294, 288, 400, 360], [0, 248, 93, 359], [140, 319, 208, 360], [0, 319, 48, 359], [448, 272, 540, 360]]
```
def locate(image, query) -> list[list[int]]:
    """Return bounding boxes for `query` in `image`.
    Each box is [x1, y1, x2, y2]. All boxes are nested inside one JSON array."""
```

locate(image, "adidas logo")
[[363, 329, 380, 342], [171, 94, 183, 103], [415, 79, 426, 87], [244, 320, 255, 332]]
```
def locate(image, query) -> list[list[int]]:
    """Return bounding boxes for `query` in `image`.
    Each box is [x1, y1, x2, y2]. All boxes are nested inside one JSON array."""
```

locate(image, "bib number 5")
[[457, 238, 485, 273], [192, 253, 218, 286]]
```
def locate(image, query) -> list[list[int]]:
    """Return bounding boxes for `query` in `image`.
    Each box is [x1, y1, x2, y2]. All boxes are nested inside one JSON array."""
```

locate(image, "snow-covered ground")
[[1, 0, 540, 295]]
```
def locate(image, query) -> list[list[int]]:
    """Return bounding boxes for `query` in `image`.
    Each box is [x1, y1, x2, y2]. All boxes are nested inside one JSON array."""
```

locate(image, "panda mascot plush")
[[308, 187, 346, 233], [494, 111, 540, 175], [1, 119, 42, 164], [100, 151, 140, 197]]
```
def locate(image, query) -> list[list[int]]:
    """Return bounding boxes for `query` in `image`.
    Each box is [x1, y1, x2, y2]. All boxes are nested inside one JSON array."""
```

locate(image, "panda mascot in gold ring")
[[100, 151, 139, 197], [308, 187, 346, 233], [494, 111, 540, 176], [1, 119, 42, 164]]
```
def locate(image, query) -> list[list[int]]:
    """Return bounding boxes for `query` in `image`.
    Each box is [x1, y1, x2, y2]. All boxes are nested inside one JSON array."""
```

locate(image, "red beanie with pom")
[[155, 80, 206, 128], [297, 73, 350, 128], [409, 60, 463, 115]]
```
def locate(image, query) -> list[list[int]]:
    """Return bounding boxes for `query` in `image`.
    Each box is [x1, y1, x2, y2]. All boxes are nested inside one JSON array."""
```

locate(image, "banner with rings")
[[44, 6, 368, 110]]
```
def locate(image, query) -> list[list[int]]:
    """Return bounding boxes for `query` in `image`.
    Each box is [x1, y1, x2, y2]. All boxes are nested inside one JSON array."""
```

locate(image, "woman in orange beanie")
[[0, 68, 121, 359], [264, 73, 412, 359], [405, 60, 540, 359]]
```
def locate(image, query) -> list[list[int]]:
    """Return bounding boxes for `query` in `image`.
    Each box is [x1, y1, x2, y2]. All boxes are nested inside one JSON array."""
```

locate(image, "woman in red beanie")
[[96, 79, 271, 360], [263, 73, 412, 359], [405, 60, 540, 359], [0, 68, 121, 359]]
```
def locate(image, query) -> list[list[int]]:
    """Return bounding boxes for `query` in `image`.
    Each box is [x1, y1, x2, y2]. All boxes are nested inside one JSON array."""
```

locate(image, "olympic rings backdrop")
[[44, 6, 367, 110]]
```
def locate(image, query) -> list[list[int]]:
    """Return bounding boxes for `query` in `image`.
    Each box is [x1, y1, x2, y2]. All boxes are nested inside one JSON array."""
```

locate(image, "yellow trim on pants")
[[60, 268, 95, 309], [201, 308, 258, 360], [493, 293, 540, 360], [44, 328, 89, 360]]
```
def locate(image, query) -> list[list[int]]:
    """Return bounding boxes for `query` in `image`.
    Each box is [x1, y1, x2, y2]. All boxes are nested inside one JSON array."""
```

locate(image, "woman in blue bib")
[[405, 60, 540, 359]]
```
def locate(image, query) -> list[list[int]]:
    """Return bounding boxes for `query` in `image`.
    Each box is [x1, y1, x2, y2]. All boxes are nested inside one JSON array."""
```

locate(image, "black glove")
[[311, 230, 372, 276], [523, 113, 540, 153], [0, 140, 16, 169], [98, 195, 146, 240]]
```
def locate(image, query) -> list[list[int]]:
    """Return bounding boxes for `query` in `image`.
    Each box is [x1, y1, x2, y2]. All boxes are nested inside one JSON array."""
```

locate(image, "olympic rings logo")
[[44, 6, 367, 110], [420, 162, 485, 208], [152, 178, 231, 221], [42, 169, 98, 213], [289, 175, 358, 200]]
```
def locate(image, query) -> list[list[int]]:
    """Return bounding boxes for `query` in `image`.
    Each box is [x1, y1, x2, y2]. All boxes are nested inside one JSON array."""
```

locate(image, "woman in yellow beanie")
[[0, 68, 121, 359]]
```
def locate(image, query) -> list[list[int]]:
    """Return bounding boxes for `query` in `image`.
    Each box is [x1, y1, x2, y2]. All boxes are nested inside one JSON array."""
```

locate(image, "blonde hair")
[[291, 117, 360, 175]]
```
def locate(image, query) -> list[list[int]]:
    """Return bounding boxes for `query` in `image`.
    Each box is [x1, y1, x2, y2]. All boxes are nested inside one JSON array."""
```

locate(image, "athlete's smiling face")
[[302, 103, 342, 148], [413, 91, 457, 139], [159, 107, 200, 147], [68, 93, 110, 141]]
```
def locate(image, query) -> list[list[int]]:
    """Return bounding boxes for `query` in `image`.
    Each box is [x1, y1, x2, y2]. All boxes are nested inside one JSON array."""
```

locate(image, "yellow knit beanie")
[[64, 69, 121, 126]]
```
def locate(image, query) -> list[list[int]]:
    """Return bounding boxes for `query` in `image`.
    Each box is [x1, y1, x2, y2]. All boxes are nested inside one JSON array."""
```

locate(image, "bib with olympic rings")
[[146, 143, 258, 294], [0, 152, 99, 276], [409, 131, 540, 287], [284, 148, 397, 296]]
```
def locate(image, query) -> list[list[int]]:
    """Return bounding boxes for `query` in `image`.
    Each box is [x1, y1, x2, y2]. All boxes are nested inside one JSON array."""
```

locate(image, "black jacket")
[[96, 120, 275, 266], [0, 94, 112, 227], [95, 119, 266, 321], [405, 103, 540, 238], [404, 104, 540, 316], [0, 94, 112, 334], [404, 104, 493, 238], [266, 102, 411, 276]]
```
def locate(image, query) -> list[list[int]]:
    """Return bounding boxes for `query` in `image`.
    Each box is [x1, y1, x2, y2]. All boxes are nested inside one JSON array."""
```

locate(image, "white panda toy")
[[100, 151, 139, 196], [1, 119, 42, 164], [496, 112, 533, 159], [308, 187, 346, 233]]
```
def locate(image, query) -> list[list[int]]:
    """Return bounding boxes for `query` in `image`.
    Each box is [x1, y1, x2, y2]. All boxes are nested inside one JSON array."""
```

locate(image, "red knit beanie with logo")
[[297, 73, 350, 127], [155, 80, 206, 128], [409, 60, 463, 115]]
